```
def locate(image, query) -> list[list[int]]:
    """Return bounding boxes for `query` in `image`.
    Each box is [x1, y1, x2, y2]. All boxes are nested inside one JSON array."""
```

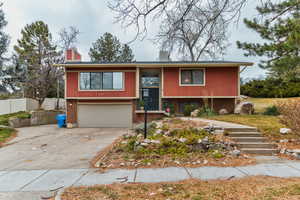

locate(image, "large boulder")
[[218, 108, 228, 115], [234, 102, 254, 115]]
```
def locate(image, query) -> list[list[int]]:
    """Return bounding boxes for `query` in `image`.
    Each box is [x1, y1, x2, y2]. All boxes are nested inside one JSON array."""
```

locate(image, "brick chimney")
[[65, 48, 81, 62]]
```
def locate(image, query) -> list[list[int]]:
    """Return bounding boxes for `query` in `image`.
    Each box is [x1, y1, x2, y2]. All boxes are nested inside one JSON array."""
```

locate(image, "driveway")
[[0, 125, 128, 170]]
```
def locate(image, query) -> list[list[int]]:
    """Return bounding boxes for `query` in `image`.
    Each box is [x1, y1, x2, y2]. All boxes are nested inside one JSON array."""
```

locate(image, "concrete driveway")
[[0, 125, 128, 170]]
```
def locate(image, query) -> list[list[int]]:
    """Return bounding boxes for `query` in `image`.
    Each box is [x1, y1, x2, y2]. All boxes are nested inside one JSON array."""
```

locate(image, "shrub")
[[183, 104, 198, 116], [276, 100, 300, 135], [241, 78, 300, 98], [197, 106, 216, 117], [162, 101, 175, 114], [263, 105, 280, 116]]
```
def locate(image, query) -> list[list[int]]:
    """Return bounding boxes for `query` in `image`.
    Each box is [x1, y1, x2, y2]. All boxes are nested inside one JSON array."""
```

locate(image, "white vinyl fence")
[[0, 98, 65, 115]]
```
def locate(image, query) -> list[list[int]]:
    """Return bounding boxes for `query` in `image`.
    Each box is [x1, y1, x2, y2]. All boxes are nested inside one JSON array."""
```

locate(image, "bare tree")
[[58, 26, 80, 50], [108, 0, 247, 60], [158, 0, 233, 60]]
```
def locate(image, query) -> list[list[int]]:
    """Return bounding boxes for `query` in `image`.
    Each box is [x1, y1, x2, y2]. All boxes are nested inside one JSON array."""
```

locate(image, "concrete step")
[[227, 132, 262, 137], [241, 148, 279, 155], [231, 137, 267, 143], [225, 128, 257, 132], [237, 142, 276, 149]]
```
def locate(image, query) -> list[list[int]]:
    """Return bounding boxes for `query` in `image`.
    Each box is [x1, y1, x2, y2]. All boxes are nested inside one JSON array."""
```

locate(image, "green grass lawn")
[[0, 127, 15, 145], [0, 111, 31, 126]]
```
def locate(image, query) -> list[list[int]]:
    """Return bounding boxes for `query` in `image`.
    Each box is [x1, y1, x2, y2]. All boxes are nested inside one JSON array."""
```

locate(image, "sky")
[[2, 0, 267, 80]]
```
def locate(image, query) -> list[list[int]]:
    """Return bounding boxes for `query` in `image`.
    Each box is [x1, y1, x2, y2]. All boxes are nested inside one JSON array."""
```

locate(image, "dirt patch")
[[61, 176, 300, 200]]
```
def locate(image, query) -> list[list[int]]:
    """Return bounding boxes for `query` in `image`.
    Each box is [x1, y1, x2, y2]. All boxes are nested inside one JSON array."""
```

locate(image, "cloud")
[[2, 0, 266, 79]]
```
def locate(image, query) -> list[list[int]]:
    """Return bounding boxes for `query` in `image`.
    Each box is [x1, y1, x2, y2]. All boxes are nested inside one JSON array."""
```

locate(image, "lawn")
[[206, 114, 298, 140], [245, 97, 300, 113], [0, 111, 31, 126], [0, 127, 16, 146], [62, 176, 300, 200], [205, 97, 300, 141]]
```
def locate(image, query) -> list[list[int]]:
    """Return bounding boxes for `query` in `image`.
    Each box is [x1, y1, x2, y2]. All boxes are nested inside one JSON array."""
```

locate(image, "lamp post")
[[141, 88, 148, 139]]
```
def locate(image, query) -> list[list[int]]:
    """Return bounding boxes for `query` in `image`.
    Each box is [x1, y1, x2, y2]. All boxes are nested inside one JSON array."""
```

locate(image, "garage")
[[77, 104, 132, 128]]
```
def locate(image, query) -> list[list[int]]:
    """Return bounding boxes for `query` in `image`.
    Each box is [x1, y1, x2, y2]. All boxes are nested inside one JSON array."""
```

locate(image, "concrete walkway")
[[1, 158, 300, 199], [181, 117, 255, 129]]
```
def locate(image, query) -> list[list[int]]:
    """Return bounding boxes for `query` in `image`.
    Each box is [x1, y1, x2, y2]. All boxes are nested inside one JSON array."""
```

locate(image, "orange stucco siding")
[[66, 70, 136, 98], [163, 67, 239, 97]]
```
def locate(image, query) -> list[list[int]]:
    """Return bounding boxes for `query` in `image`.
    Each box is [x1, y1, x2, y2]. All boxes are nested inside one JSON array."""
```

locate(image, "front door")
[[142, 88, 159, 110]]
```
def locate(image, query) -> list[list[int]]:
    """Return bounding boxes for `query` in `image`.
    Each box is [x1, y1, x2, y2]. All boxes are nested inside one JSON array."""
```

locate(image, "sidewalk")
[[1, 159, 300, 193]]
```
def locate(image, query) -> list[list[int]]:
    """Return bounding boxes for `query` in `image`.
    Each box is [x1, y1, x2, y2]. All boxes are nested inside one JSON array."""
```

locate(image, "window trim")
[[78, 71, 125, 91], [179, 68, 205, 86]]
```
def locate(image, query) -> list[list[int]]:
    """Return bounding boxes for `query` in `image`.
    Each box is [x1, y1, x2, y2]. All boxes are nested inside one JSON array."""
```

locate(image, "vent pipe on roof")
[[159, 50, 170, 61]]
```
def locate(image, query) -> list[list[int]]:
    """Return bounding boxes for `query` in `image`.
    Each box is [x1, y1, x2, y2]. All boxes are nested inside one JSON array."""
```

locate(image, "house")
[[58, 48, 253, 128]]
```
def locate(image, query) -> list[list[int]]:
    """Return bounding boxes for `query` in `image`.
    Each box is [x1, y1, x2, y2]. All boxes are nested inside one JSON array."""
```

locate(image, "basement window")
[[180, 69, 205, 85], [80, 72, 123, 90]]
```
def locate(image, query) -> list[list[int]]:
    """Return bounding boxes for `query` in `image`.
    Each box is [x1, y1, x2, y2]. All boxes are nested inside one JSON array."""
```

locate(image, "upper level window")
[[80, 72, 123, 90], [180, 69, 204, 85]]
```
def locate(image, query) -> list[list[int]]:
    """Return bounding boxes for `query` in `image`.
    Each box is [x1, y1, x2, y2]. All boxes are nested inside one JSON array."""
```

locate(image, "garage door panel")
[[78, 104, 132, 128]]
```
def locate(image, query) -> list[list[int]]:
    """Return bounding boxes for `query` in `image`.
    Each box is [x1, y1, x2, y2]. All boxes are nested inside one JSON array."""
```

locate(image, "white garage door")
[[77, 104, 132, 128]]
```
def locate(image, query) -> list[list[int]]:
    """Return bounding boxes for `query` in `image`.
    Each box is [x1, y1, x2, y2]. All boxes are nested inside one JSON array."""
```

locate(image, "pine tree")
[[14, 21, 63, 107], [89, 32, 134, 62], [237, 0, 300, 80]]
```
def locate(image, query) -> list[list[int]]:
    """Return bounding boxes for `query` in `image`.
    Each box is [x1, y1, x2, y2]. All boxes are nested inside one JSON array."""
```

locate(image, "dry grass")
[[206, 114, 299, 141], [62, 176, 300, 200], [245, 97, 300, 113]]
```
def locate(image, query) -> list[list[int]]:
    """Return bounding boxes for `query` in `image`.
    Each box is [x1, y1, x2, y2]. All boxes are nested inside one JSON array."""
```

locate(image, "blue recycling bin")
[[56, 114, 66, 128]]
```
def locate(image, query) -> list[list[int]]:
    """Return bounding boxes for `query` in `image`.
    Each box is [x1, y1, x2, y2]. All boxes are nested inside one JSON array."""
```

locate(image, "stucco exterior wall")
[[162, 67, 239, 97]]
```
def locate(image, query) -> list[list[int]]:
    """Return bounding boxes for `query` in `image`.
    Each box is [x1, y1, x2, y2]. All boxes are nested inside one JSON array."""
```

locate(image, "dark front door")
[[142, 88, 159, 110]]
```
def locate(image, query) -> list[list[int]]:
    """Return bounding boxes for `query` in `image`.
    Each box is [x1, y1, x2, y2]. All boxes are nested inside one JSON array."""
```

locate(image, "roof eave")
[[53, 62, 254, 68]]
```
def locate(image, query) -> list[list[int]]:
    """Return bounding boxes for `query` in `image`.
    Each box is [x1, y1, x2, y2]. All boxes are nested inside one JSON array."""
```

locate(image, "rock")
[[280, 128, 292, 134], [230, 149, 241, 157], [234, 102, 254, 115], [219, 108, 228, 115], [178, 137, 187, 143], [196, 160, 201, 164], [174, 160, 180, 164], [150, 140, 161, 144], [120, 163, 125, 166], [155, 129, 162, 135], [197, 139, 202, 143], [203, 160, 208, 164], [279, 139, 289, 143], [191, 109, 200, 117], [140, 142, 149, 146], [143, 139, 151, 143], [280, 148, 286, 154]]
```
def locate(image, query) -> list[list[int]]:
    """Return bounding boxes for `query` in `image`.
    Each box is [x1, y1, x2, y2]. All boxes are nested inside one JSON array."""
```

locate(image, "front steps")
[[225, 127, 278, 155]]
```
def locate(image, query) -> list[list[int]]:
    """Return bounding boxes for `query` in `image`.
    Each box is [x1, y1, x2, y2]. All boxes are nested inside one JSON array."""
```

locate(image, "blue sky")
[[3, 0, 267, 79]]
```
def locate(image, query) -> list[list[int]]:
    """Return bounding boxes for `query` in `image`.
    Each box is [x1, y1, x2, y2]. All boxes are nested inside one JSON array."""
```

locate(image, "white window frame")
[[179, 68, 205, 86], [78, 71, 125, 91]]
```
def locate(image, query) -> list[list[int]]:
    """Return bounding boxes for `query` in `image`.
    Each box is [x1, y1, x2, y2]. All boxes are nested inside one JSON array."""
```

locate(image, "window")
[[180, 69, 204, 85], [79, 72, 123, 90]]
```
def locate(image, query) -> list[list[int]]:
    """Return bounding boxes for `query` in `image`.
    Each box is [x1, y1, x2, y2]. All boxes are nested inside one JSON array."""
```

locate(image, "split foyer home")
[[59, 49, 253, 128]]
